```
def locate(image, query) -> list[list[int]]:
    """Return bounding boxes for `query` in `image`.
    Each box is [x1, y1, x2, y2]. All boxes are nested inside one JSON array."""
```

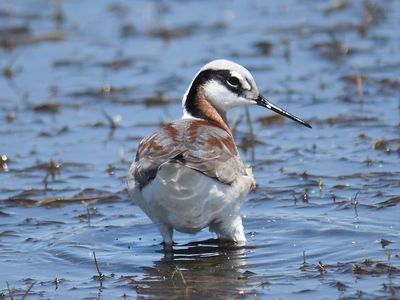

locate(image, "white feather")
[[203, 80, 256, 113], [128, 162, 254, 244]]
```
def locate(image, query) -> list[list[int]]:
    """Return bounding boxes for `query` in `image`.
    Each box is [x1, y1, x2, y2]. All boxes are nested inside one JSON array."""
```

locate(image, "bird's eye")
[[227, 76, 240, 87]]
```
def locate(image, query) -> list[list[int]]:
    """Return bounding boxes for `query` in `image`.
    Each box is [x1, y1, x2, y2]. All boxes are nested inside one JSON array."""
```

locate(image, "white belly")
[[128, 162, 253, 235]]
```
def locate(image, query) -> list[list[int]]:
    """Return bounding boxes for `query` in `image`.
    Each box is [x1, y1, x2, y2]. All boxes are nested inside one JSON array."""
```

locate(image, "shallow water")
[[1, 0, 399, 299]]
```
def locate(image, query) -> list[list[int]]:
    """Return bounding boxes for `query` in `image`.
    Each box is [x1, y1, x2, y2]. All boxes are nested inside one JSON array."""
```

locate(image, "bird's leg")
[[156, 223, 173, 247], [211, 215, 246, 245]]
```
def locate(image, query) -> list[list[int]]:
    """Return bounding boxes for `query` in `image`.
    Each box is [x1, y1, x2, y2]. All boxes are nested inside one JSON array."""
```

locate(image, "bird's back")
[[131, 118, 248, 189]]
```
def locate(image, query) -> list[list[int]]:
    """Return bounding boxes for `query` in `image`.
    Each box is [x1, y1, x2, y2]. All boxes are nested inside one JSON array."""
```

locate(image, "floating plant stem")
[[93, 251, 104, 287], [245, 106, 255, 164], [20, 282, 35, 300]]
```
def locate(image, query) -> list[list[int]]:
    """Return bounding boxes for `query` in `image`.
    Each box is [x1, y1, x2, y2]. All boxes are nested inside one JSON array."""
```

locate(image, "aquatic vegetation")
[[0, 0, 399, 299]]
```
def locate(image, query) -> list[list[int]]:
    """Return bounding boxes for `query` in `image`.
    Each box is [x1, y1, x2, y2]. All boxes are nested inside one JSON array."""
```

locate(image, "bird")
[[127, 59, 311, 247]]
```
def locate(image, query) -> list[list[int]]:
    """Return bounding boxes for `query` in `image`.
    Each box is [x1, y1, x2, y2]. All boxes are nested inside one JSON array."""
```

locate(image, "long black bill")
[[256, 95, 311, 128]]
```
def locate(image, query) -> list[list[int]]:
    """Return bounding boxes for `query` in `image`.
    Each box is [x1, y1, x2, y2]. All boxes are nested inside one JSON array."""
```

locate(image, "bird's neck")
[[183, 86, 231, 135]]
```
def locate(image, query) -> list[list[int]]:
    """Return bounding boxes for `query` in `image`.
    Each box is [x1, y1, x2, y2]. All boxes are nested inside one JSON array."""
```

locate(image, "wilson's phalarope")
[[128, 59, 311, 246]]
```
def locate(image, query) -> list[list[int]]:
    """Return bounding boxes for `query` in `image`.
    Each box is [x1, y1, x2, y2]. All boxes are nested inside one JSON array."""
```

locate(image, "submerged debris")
[[372, 139, 388, 150], [69, 85, 134, 98], [312, 39, 354, 60], [318, 177, 323, 192], [379, 239, 392, 248], [324, 0, 348, 14], [99, 58, 133, 70], [341, 74, 367, 84], [308, 115, 378, 126], [149, 25, 195, 40], [33, 102, 60, 113], [53, 277, 61, 289], [252, 40, 273, 56], [238, 270, 256, 280], [52, 0, 64, 23], [378, 196, 400, 208], [7, 194, 116, 207], [352, 262, 400, 275], [363, 0, 386, 24], [120, 23, 137, 38], [316, 261, 327, 274], [1, 154, 9, 172], [0, 25, 30, 37], [53, 59, 84, 68], [300, 250, 309, 271], [363, 258, 373, 266], [335, 280, 348, 292], [372, 139, 400, 154], [144, 90, 169, 107], [105, 164, 116, 175], [5, 112, 17, 122], [0, 32, 65, 50], [102, 109, 122, 130], [92, 251, 104, 287], [257, 114, 284, 127], [41, 160, 62, 180], [302, 191, 309, 203]]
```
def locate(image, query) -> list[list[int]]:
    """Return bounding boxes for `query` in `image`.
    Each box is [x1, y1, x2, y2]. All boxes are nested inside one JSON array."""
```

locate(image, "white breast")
[[128, 162, 254, 242]]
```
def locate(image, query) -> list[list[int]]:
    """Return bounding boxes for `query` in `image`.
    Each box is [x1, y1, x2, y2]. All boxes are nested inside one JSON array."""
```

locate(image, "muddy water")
[[1, 0, 399, 299]]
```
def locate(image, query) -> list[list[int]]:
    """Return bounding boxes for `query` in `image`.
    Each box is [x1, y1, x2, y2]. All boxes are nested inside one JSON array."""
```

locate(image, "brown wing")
[[133, 119, 247, 189]]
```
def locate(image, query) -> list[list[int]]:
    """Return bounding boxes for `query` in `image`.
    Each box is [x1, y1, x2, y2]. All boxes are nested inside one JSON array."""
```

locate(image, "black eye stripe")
[[185, 69, 244, 119]]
